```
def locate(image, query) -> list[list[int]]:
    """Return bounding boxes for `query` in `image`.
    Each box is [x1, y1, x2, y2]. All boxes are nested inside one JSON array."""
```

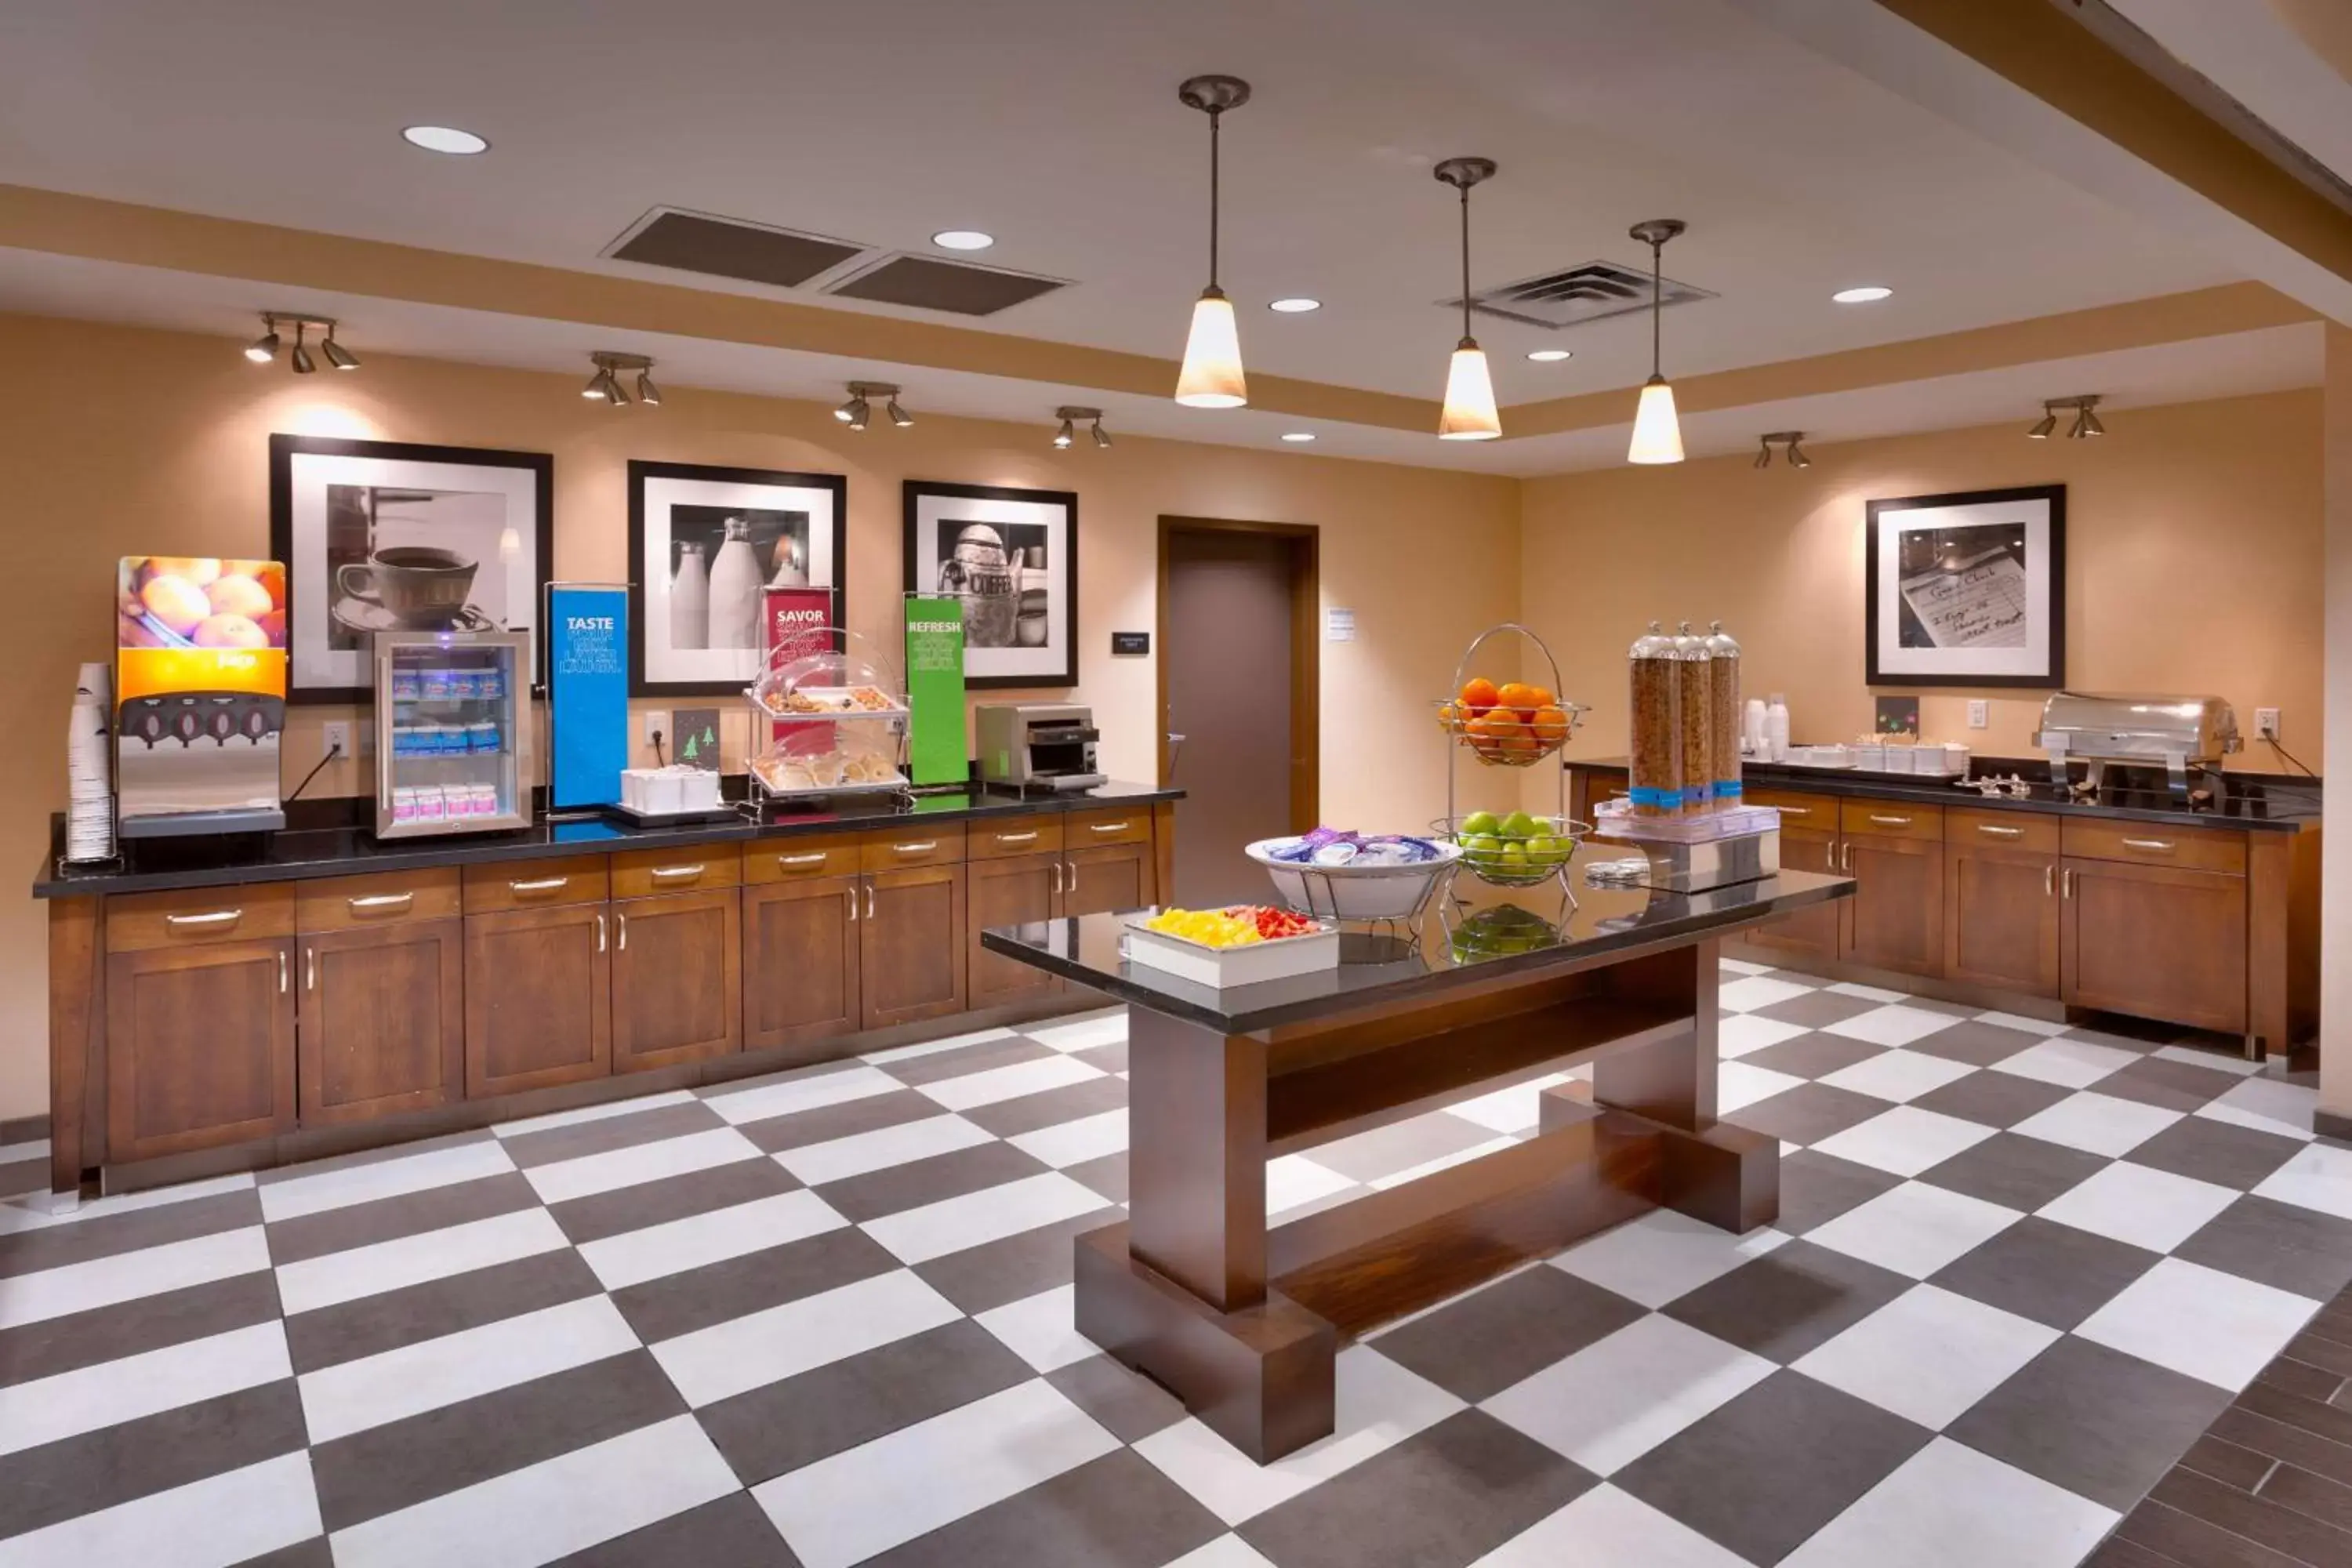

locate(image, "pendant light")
[[1434, 158, 1501, 441], [1627, 219, 1687, 464], [1174, 74, 1250, 408]]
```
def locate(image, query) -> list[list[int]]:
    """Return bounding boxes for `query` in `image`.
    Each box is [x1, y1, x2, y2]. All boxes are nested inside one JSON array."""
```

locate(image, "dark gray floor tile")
[[960, 1077, 1129, 1140], [1906, 1070, 2074, 1131], [1073, 1040, 1129, 1075], [546, 1155, 801, 1246], [1724, 1083, 1889, 1148], [265, 1171, 541, 1266], [1240, 1410, 1595, 1568], [1929, 1216, 2162, 1331], [2060, 1022, 2170, 1055], [1750, 991, 1885, 1029], [913, 1207, 1119, 1315], [2176, 1196, 2352, 1301], [0, 1381, 307, 1538], [2254, 1354, 2346, 1404], [0, 1188, 261, 1279], [1917, 1131, 2106, 1212], [283, 1247, 601, 1374], [1774, 1151, 1905, 1236], [880, 1033, 1055, 1087], [1736, 1032, 1887, 1083], [2128, 1118, 2306, 1192], [810, 1142, 1047, 1223], [1661, 1239, 1911, 1363], [1373, 1266, 1644, 1403], [550, 1491, 800, 1566], [311, 1349, 685, 1531], [1951, 1337, 2231, 1511], [869, 1450, 1222, 1568], [699, 1320, 1032, 1486], [2099, 1056, 2249, 1114], [1046, 1354, 1189, 1444], [1065, 1151, 1128, 1206], [734, 1087, 942, 1156], [1303, 1115, 1497, 1185], [499, 1099, 728, 1167], [0, 1267, 281, 1387], [231, 1539, 336, 1568], [611, 1226, 899, 1345], [1906, 995, 1991, 1018], [0, 1154, 43, 1200], [1906, 1019, 2046, 1068], [1614, 1370, 1931, 1566]]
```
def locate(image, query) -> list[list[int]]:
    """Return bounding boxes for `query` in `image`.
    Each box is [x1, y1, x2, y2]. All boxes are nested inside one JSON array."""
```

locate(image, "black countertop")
[[36, 781, 1181, 898], [1568, 757, 2320, 834], [981, 848, 1853, 1033]]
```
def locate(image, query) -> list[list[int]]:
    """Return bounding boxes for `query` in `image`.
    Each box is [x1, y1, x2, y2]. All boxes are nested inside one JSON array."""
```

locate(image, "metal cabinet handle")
[[778, 852, 828, 868], [1777, 805, 1812, 816], [347, 891, 415, 912], [2044, 865, 2054, 898], [1088, 822, 1131, 834], [2063, 869, 2075, 898], [2121, 837, 2176, 853], [165, 909, 241, 928], [847, 884, 858, 921], [1840, 843, 1853, 872], [510, 877, 569, 895], [995, 830, 1040, 845], [1053, 861, 1065, 894], [1065, 858, 1079, 890], [278, 949, 289, 993], [865, 884, 876, 920], [596, 913, 607, 952], [1976, 824, 2024, 838], [649, 864, 705, 881], [891, 841, 938, 855], [616, 912, 627, 951], [1867, 814, 1912, 826], [306, 945, 316, 991]]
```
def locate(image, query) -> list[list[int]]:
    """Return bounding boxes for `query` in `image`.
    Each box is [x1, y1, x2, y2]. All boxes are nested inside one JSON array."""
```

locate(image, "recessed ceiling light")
[[931, 230, 994, 251], [1279, 432, 1316, 442], [1526, 348, 1573, 362], [1268, 298, 1321, 314], [1832, 285, 1893, 303], [402, 125, 488, 155]]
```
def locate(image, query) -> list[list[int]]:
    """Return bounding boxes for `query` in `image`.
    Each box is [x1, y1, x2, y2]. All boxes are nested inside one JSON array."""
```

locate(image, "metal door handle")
[[1976, 824, 2024, 838], [278, 949, 289, 993], [596, 913, 607, 952], [779, 852, 828, 868], [2121, 838, 2176, 853], [847, 884, 857, 921], [996, 829, 1040, 844], [1841, 843, 1853, 872], [649, 864, 705, 881], [306, 945, 316, 991], [347, 891, 415, 913], [510, 877, 569, 895], [165, 909, 241, 928], [1088, 822, 1131, 834], [2063, 869, 2075, 898], [1868, 815, 1912, 826], [1051, 861, 1064, 894], [1166, 732, 1185, 778], [891, 841, 938, 855]]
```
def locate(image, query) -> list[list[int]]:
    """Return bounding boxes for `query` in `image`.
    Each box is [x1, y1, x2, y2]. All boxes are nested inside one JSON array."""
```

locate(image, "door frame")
[[1156, 516, 1320, 835]]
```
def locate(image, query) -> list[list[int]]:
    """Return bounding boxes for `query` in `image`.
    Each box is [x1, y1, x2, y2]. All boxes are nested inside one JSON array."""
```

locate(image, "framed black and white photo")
[[629, 461, 846, 696], [1866, 485, 2065, 688], [270, 434, 552, 703], [902, 480, 1078, 688]]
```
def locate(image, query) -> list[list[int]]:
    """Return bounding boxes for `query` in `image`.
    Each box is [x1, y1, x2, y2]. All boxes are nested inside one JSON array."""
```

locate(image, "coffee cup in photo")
[[336, 546, 479, 626]]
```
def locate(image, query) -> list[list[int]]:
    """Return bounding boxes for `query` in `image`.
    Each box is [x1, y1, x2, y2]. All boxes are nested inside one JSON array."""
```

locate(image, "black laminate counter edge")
[[1568, 758, 2318, 833], [34, 782, 1182, 898]]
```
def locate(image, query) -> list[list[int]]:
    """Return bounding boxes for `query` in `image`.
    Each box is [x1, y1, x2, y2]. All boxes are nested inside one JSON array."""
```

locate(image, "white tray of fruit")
[[1124, 906, 1340, 988], [1432, 810, 1587, 888]]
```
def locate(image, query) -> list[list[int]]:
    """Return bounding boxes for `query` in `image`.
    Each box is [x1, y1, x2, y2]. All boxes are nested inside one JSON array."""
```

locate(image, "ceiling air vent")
[[1446, 260, 1715, 332], [606, 209, 867, 290], [824, 254, 1068, 317]]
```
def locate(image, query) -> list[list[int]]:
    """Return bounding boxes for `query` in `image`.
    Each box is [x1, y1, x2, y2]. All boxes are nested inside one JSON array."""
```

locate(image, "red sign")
[[762, 587, 838, 750]]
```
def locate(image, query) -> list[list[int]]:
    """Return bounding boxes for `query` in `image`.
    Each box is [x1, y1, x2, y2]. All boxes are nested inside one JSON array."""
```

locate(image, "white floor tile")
[[651, 1269, 961, 1406], [0, 1319, 289, 1457], [2077, 1258, 2320, 1391], [2012, 1091, 2184, 1158], [1716, 1014, 1813, 1061], [1472, 1483, 1754, 1567], [2037, 1161, 2238, 1254], [1817, 1051, 1976, 1104], [39, 1172, 257, 1226], [1446, 1074, 1570, 1135], [1026, 1012, 1128, 1054], [1792, 1285, 2058, 1428], [1718, 976, 1816, 1014], [521, 1126, 762, 1206], [861, 1026, 1018, 1065], [1809, 1107, 1997, 1178], [915, 1054, 1105, 1112], [0, 1225, 271, 1330], [2254, 1141, 2352, 1220], [1991, 1038, 2139, 1089], [274, 1207, 569, 1316], [1136, 1346, 1461, 1525], [2198, 1076, 2318, 1140], [491, 1089, 698, 1139], [973, 1283, 1091, 1373], [1823, 1004, 1959, 1049], [1009, 1109, 1129, 1170], [755, 1381, 1118, 1568], [1825, 982, 1907, 1004], [577, 1189, 848, 1291], [861, 1171, 1107, 1265], [1780, 1438, 2115, 1568], [1719, 1062, 1806, 1114], [704, 1064, 902, 1127], [1265, 1155, 1356, 1217], [299, 1296, 638, 1443], [775, 1115, 995, 1186], [258, 1138, 517, 1224], [1370, 1134, 1521, 1190], [1553, 1207, 1788, 1308], [1719, 957, 1774, 977], [1159, 1536, 1281, 1568], [330, 1414, 737, 1568], [0, 1450, 320, 1568], [2155, 1044, 2267, 1077], [1806, 1183, 2023, 1279], [1483, 1314, 1775, 1475], [1976, 1011, 2071, 1038]]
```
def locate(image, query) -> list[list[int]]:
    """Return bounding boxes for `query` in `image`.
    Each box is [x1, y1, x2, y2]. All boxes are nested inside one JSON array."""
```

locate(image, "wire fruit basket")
[[1436, 623, 1591, 896], [1428, 811, 1590, 890]]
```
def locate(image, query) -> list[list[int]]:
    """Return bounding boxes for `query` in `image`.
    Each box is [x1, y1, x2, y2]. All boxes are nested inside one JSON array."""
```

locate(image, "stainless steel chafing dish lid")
[[2038, 693, 2241, 760]]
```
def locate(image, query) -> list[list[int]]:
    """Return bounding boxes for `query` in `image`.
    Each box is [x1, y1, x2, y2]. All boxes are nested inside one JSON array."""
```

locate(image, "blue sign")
[[549, 585, 630, 810]]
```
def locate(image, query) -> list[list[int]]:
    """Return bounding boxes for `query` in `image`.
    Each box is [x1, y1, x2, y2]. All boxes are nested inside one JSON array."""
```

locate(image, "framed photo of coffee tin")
[[902, 481, 1079, 688], [270, 435, 554, 702]]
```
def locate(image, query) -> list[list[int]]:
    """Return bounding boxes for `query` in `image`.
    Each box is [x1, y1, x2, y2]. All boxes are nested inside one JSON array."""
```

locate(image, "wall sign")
[[1865, 485, 2065, 688], [1325, 607, 1356, 643], [547, 583, 629, 810], [905, 596, 967, 786], [1111, 631, 1150, 656]]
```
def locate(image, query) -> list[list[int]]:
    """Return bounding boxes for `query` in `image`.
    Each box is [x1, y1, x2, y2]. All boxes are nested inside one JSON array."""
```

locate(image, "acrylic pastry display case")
[[745, 630, 912, 803]]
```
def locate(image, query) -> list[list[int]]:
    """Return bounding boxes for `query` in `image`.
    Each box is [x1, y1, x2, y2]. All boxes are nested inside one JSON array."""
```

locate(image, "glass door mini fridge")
[[372, 630, 532, 837]]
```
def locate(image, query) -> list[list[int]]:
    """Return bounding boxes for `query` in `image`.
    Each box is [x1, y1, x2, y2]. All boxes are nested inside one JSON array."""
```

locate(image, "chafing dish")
[[2039, 692, 2240, 800]]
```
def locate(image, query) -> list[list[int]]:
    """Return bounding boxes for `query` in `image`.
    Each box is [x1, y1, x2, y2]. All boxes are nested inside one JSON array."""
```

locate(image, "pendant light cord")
[[1207, 108, 1221, 292], [1650, 237, 1663, 376], [1459, 183, 1473, 347]]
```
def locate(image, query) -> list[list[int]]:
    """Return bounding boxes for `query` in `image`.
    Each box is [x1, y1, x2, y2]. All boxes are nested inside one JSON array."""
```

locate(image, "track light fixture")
[[2027, 405, 2059, 441], [1787, 434, 1811, 468], [583, 352, 655, 409], [245, 312, 354, 373], [2027, 395, 2103, 440], [1174, 74, 1251, 408], [1753, 432, 1811, 469], [1054, 406, 1108, 450], [833, 382, 907, 433]]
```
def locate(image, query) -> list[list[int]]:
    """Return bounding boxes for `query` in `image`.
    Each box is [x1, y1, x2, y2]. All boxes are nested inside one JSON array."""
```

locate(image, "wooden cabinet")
[[969, 851, 1063, 1007], [463, 902, 612, 1097], [106, 938, 296, 1160], [2063, 858, 2248, 1033], [1946, 843, 2060, 997], [1839, 833, 1944, 978], [743, 876, 862, 1058], [299, 918, 466, 1124], [862, 864, 967, 1029], [612, 889, 742, 1073], [1065, 840, 1155, 918], [1744, 826, 1842, 968]]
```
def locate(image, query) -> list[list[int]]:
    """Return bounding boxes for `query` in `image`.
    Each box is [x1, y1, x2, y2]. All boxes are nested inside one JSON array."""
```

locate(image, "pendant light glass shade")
[[1628, 376, 1685, 464], [1175, 288, 1247, 408], [1439, 342, 1501, 440]]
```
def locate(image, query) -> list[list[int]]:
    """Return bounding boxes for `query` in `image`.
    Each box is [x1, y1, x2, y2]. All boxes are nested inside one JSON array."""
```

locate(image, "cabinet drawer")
[[108, 883, 295, 952], [1838, 798, 1943, 841], [1948, 808, 2060, 856], [969, 815, 1065, 861], [1746, 787, 1835, 826], [462, 855, 612, 912], [611, 844, 742, 900], [742, 835, 864, 884], [2061, 818, 2245, 876], [1063, 808, 1152, 849], [858, 824, 968, 873], [296, 867, 463, 932]]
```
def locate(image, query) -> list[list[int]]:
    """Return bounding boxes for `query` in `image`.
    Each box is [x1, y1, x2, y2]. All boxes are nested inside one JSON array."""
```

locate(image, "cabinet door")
[[2063, 858, 2247, 1033], [1840, 833, 1944, 978], [612, 890, 742, 1073], [862, 865, 967, 1030], [743, 877, 862, 1058], [463, 904, 611, 1098], [1945, 845, 2060, 997], [106, 938, 296, 1161], [969, 851, 1062, 1008], [1064, 841, 1152, 920], [1741, 829, 1842, 968], [299, 918, 465, 1124]]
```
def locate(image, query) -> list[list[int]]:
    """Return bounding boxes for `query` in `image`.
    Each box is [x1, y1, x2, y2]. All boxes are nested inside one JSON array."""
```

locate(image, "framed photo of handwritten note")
[[1866, 485, 2064, 688]]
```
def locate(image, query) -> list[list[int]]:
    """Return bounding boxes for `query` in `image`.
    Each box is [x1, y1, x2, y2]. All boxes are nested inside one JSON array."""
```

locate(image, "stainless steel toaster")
[[2038, 692, 2241, 798]]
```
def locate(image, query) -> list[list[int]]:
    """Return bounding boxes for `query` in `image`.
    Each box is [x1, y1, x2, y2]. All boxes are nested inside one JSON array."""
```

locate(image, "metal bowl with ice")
[[1246, 829, 1461, 922]]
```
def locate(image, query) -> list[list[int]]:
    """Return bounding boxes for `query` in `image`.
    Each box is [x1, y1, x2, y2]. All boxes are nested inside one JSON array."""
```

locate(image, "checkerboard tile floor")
[[2, 962, 2347, 1566]]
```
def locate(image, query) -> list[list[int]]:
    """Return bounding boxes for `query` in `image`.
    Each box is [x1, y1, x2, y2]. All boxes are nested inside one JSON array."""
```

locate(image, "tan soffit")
[[2269, 0, 2352, 88]]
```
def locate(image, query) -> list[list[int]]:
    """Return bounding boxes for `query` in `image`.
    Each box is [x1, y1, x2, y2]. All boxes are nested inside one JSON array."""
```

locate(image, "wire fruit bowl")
[[1432, 698, 1589, 768], [1431, 813, 1591, 889]]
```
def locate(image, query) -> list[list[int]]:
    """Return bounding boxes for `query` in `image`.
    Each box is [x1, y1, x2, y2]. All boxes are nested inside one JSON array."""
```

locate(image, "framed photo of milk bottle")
[[902, 480, 1079, 688], [627, 461, 847, 696]]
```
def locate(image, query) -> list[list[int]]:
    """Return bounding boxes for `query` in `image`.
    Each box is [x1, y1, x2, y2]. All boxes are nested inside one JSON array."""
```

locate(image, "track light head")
[[2027, 405, 2059, 440], [1053, 418, 1075, 449], [887, 397, 912, 428], [604, 370, 631, 408], [244, 317, 281, 363], [321, 333, 360, 371], [635, 370, 662, 407], [2073, 397, 2105, 438], [845, 397, 869, 431], [1787, 437, 1811, 469], [833, 397, 858, 423], [1754, 438, 1773, 470], [1091, 418, 1112, 450], [288, 322, 316, 375]]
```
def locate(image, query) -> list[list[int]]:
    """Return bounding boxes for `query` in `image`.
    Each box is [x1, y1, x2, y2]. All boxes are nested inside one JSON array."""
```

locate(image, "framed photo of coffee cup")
[[1865, 485, 2065, 688], [902, 481, 1077, 688], [270, 435, 553, 702], [630, 461, 847, 696]]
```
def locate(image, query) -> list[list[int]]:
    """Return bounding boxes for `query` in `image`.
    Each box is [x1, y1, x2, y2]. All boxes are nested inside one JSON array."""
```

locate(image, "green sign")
[[905, 597, 967, 786]]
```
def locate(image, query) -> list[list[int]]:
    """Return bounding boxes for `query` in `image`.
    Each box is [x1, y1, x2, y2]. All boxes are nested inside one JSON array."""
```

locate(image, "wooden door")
[[299, 919, 465, 1124], [612, 889, 742, 1073], [2063, 858, 2248, 1033], [1741, 829, 1842, 968], [743, 877, 862, 1058], [463, 903, 611, 1097], [861, 865, 967, 1029], [1065, 841, 1153, 919], [968, 851, 1062, 1007], [1946, 844, 2060, 996], [1840, 833, 1944, 978], [106, 938, 296, 1160]]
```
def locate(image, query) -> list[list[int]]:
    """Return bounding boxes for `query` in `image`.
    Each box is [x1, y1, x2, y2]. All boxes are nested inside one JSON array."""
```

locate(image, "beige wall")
[[1523, 389, 2325, 773], [2321, 327, 2351, 1123]]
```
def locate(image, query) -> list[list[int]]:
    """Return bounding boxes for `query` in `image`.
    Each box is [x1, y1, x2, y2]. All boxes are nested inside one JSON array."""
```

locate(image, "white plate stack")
[[64, 662, 115, 863]]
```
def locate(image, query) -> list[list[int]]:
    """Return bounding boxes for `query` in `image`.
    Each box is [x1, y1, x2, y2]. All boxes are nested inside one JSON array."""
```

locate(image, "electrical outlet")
[[643, 713, 666, 746], [2256, 708, 2281, 742], [321, 720, 350, 760], [1966, 700, 1987, 730]]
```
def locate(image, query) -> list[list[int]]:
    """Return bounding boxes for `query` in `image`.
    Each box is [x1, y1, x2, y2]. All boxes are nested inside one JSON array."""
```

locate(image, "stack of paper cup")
[[64, 662, 116, 862]]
